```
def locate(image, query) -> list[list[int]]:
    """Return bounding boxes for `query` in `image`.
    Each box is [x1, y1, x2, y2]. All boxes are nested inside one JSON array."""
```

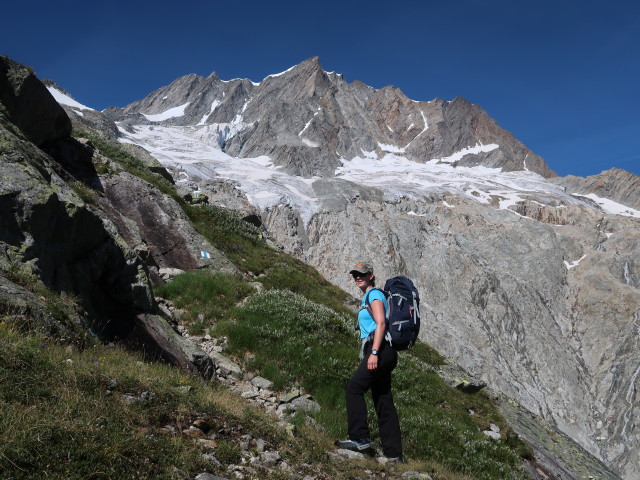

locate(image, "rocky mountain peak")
[[104, 57, 556, 178]]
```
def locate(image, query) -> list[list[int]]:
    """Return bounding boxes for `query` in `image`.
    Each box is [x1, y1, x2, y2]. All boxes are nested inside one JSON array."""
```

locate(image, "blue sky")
[[2, 0, 639, 177]]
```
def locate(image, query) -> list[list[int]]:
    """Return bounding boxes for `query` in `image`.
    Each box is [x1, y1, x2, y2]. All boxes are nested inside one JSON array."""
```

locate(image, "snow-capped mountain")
[[49, 58, 640, 480], [104, 56, 555, 178]]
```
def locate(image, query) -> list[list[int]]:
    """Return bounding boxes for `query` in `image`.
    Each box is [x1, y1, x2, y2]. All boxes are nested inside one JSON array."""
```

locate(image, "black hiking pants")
[[346, 342, 402, 458]]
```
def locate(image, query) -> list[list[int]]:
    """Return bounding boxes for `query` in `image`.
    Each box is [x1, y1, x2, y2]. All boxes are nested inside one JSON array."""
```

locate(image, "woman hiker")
[[335, 261, 403, 463]]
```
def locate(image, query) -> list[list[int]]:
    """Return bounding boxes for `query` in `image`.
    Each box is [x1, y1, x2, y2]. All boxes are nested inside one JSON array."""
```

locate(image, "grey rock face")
[[0, 101, 148, 334], [131, 313, 214, 379], [105, 57, 554, 178], [96, 169, 236, 278]]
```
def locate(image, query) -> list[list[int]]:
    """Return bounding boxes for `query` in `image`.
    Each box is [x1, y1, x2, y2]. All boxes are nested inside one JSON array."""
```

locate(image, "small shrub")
[[215, 440, 242, 465], [68, 180, 98, 204]]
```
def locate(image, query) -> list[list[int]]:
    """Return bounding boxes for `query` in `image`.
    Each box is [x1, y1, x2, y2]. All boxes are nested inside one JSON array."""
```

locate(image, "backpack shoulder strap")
[[363, 288, 383, 306]]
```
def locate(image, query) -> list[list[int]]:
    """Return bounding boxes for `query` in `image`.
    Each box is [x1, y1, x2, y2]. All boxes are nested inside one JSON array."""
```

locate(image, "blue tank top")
[[358, 289, 388, 339]]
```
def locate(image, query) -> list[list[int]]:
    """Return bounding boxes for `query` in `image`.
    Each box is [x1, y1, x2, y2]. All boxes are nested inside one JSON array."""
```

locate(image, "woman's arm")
[[367, 299, 386, 371]]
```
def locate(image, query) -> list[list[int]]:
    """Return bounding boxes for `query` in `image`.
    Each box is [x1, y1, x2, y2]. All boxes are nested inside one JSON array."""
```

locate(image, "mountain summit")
[[104, 57, 555, 178]]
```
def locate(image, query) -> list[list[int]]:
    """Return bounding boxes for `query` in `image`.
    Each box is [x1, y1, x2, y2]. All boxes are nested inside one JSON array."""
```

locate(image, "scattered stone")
[[194, 473, 227, 480], [330, 449, 366, 460], [291, 396, 321, 413], [139, 391, 155, 402], [250, 376, 274, 390], [483, 429, 501, 440], [278, 389, 301, 403], [155, 298, 174, 320], [201, 453, 222, 466], [241, 390, 260, 399], [159, 267, 185, 282], [239, 434, 252, 451], [122, 393, 138, 404], [209, 351, 243, 380], [402, 472, 433, 479], [276, 404, 293, 416], [183, 427, 205, 438], [377, 456, 404, 465], [197, 439, 218, 449], [260, 451, 281, 464], [193, 418, 211, 433]]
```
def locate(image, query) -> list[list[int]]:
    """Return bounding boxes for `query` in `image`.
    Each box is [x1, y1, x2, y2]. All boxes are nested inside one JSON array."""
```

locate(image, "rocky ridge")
[[551, 168, 640, 211], [104, 57, 554, 178]]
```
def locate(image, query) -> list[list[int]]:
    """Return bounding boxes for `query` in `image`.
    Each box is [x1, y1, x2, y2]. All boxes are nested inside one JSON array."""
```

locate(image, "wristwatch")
[[371, 349, 378, 356]]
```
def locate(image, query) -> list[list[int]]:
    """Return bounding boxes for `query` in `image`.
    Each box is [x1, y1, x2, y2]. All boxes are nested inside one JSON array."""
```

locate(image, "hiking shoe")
[[334, 438, 372, 452]]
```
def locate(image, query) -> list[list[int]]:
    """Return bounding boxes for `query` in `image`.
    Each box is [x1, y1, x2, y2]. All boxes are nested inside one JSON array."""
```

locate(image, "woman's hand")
[[367, 353, 378, 371], [368, 297, 385, 371]]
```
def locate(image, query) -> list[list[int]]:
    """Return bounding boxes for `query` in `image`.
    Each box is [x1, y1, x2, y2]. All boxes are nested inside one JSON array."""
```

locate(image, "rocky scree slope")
[[99, 57, 640, 480]]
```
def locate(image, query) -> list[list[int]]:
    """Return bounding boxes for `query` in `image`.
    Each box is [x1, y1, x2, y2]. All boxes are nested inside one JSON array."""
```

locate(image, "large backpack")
[[365, 276, 421, 351]]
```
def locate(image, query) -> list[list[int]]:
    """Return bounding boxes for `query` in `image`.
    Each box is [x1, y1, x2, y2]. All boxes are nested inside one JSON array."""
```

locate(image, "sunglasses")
[[351, 272, 370, 279]]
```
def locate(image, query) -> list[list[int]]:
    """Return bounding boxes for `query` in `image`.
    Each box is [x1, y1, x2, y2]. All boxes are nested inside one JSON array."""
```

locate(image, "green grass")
[[0, 324, 321, 479], [218, 289, 354, 396], [154, 271, 254, 334], [0, 323, 424, 480], [0, 325, 209, 479]]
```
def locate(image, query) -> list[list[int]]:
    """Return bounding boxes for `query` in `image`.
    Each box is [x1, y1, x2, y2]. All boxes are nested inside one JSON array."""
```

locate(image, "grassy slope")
[[0, 129, 532, 479]]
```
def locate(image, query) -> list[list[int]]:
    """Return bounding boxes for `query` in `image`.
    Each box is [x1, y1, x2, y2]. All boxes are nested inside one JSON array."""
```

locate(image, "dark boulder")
[[0, 55, 71, 146]]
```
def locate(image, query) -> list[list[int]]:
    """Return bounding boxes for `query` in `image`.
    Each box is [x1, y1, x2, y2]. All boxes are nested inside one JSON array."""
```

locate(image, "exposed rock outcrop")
[[0, 57, 215, 378], [95, 169, 236, 280]]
